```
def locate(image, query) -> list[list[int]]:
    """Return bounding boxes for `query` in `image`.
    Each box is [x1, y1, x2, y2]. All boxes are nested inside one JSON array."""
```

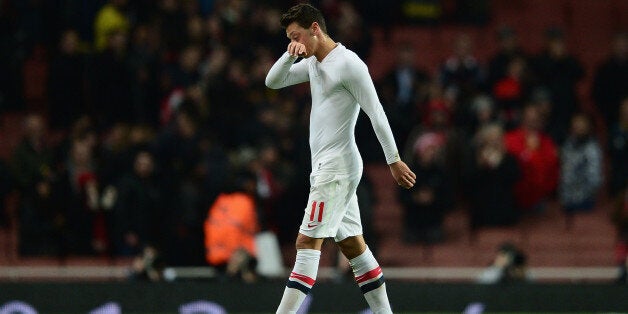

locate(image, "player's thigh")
[[334, 183, 363, 240], [335, 195, 366, 260], [299, 174, 351, 239]]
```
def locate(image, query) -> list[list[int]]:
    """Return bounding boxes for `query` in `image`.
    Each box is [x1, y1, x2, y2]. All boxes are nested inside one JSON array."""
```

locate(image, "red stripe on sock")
[[290, 272, 316, 286], [355, 266, 382, 284]]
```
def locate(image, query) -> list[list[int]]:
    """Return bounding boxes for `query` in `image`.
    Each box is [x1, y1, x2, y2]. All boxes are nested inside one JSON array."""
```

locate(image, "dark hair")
[[498, 242, 518, 255], [280, 3, 327, 34]]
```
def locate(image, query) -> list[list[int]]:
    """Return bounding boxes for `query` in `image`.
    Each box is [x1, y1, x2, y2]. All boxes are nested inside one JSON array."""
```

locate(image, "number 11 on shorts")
[[308, 201, 325, 227]]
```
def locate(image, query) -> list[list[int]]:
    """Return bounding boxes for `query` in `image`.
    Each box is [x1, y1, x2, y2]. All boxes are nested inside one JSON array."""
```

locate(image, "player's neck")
[[314, 35, 338, 62]]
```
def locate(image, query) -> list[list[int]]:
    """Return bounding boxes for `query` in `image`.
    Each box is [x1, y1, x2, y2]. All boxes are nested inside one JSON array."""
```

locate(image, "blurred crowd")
[[0, 0, 626, 280]]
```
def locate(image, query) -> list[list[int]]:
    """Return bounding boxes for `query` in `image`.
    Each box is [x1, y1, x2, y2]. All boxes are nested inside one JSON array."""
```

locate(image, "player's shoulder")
[[338, 45, 364, 63], [335, 44, 367, 73]]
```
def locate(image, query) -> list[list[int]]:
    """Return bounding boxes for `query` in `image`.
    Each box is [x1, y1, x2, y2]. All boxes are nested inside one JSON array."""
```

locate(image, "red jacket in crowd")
[[504, 128, 559, 211]]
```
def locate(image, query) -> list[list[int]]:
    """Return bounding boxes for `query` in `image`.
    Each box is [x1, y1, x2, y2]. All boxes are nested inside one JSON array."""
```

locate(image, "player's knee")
[[295, 234, 322, 250], [337, 236, 366, 259]]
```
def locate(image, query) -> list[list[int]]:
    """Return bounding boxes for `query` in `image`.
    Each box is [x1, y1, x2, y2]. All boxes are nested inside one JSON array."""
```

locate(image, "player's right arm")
[[265, 44, 309, 89]]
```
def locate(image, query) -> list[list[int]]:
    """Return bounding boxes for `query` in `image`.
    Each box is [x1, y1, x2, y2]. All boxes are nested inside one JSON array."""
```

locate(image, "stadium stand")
[[0, 0, 626, 282]]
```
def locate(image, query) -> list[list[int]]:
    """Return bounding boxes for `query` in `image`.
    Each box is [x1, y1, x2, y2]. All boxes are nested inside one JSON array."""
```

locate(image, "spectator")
[[466, 94, 498, 138], [154, 111, 203, 184], [476, 242, 530, 284], [201, 44, 231, 135], [112, 150, 162, 256], [47, 29, 87, 130], [164, 45, 203, 90], [530, 27, 584, 144], [421, 81, 455, 127], [608, 98, 628, 197], [186, 15, 207, 47], [154, 109, 207, 266], [224, 59, 260, 146], [487, 26, 527, 89], [61, 129, 104, 255], [155, 0, 191, 55], [246, 142, 286, 233], [438, 33, 485, 125], [127, 24, 163, 128], [505, 103, 559, 213], [378, 44, 431, 147], [22, 44, 48, 110], [326, 0, 373, 60], [592, 32, 628, 128], [529, 87, 553, 133], [197, 134, 231, 210], [492, 56, 531, 129], [400, 131, 453, 244], [250, 6, 285, 54], [98, 123, 133, 199], [89, 28, 133, 129], [10, 114, 58, 256], [465, 123, 520, 230], [204, 171, 260, 283], [415, 84, 465, 193], [559, 113, 603, 217], [93, 0, 130, 51]]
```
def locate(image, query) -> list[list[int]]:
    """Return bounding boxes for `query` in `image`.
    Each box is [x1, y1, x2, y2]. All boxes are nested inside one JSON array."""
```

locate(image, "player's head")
[[281, 3, 327, 58], [281, 3, 327, 34]]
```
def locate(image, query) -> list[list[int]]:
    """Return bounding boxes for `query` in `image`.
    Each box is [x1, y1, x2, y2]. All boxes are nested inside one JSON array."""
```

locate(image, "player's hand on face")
[[288, 42, 307, 57], [389, 161, 416, 189]]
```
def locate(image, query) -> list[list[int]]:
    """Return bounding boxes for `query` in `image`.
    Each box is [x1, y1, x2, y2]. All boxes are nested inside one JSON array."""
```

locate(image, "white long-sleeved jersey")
[[266, 43, 400, 177]]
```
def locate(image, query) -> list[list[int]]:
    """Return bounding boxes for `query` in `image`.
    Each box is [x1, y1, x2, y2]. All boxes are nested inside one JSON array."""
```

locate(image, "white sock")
[[350, 247, 392, 314], [276, 249, 321, 314]]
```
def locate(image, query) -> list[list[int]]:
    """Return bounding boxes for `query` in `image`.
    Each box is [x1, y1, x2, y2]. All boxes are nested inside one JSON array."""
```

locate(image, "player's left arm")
[[343, 57, 416, 189], [265, 52, 309, 89]]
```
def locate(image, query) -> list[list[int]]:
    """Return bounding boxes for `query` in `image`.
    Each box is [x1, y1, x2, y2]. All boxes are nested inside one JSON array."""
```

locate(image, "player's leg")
[[277, 174, 346, 314], [337, 236, 392, 314], [276, 233, 324, 314], [335, 190, 393, 314]]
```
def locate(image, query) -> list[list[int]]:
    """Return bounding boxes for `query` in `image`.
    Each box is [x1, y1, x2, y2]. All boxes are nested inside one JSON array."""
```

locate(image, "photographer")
[[476, 242, 531, 284], [128, 244, 165, 282]]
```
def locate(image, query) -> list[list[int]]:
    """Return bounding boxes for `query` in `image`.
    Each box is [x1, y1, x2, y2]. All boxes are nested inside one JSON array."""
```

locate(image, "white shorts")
[[299, 173, 362, 242]]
